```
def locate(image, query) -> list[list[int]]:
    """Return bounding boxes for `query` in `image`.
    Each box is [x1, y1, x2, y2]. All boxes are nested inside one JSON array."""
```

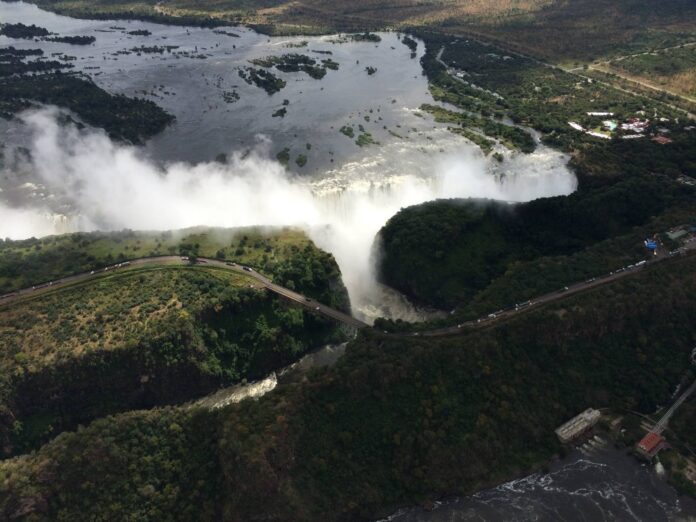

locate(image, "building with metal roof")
[[555, 408, 601, 444]]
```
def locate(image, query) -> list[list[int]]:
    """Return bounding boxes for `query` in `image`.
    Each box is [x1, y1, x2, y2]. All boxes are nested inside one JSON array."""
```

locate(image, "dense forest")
[[2, 255, 695, 520], [377, 174, 694, 308], [0, 72, 173, 143], [0, 228, 349, 455], [0, 267, 346, 456]]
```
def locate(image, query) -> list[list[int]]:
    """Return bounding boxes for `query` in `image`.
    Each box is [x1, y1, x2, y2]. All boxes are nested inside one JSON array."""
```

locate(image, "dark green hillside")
[[0, 266, 344, 456], [378, 175, 692, 308], [0, 73, 173, 143], [1, 407, 223, 521], [0, 227, 349, 312], [0, 228, 349, 456], [2, 254, 695, 521]]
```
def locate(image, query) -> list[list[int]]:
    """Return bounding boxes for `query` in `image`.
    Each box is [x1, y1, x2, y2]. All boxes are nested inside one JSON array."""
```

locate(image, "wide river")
[[0, 0, 578, 321]]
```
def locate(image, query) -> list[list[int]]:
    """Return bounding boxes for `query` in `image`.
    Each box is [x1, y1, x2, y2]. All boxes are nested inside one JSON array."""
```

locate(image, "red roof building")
[[636, 432, 667, 459], [652, 135, 673, 145]]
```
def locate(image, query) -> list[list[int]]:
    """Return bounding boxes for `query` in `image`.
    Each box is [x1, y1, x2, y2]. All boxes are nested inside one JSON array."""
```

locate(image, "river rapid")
[[2, 2, 695, 520], [0, 0, 577, 321], [381, 443, 696, 521], [194, 342, 696, 521]]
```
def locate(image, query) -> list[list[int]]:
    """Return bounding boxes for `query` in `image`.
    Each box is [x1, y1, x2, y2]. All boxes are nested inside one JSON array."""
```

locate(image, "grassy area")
[[2, 254, 695, 520], [0, 267, 250, 369], [605, 45, 696, 98], [0, 226, 348, 308], [440, 0, 696, 63], [22, 0, 696, 56], [0, 227, 350, 455]]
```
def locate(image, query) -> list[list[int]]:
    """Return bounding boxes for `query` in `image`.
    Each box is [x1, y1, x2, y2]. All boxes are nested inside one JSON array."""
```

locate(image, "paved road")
[[0, 256, 369, 330], [2, 240, 694, 337], [408, 245, 696, 338]]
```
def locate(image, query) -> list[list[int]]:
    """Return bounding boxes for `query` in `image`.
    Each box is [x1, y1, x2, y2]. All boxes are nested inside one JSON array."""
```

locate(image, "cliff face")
[[0, 228, 350, 456], [3, 254, 696, 521], [376, 175, 692, 309]]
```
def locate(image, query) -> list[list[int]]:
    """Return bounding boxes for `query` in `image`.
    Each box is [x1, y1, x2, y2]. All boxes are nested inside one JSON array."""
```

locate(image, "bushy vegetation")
[[350, 32, 381, 42], [607, 45, 696, 97], [238, 66, 286, 94], [417, 33, 696, 187], [378, 175, 693, 308], [0, 266, 345, 455], [2, 256, 696, 520], [0, 72, 173, 142], [250, 53, 334, 80], [0, 23, 49, 39], [44, 35, 96, 45], [420, 103, 534, 153], [0, 227, 349, 311], [402, 35, 417, 58]]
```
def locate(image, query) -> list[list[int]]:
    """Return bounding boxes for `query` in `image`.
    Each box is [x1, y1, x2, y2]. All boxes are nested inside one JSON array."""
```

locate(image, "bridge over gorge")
[[0, 256, 370, 330], [636, 378, 696, 459], [1, 248, 695, 335]]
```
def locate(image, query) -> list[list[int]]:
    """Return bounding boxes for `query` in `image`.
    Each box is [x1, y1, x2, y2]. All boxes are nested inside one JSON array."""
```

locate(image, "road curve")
[[2, 245, 694, 337], [0, 256, 369, 330], [409, 246, 696, 338]]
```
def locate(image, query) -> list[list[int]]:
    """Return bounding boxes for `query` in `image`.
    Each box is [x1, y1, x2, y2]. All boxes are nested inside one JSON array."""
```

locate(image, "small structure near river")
[[555, 408, 601, 444]]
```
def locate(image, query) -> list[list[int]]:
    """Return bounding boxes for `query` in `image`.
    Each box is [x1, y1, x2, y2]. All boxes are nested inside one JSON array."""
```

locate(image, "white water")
[[2, 108, 575, 320], [1, 2, 577, 319]]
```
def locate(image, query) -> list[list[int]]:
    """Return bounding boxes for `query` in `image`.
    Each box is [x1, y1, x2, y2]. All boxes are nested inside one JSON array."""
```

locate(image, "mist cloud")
[[3, 108, 577, 318]]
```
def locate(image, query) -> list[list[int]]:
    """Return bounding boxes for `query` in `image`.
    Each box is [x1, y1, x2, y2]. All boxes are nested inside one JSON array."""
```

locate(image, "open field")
[[597, 44, 696, 99], [24, 0, 696, 60]]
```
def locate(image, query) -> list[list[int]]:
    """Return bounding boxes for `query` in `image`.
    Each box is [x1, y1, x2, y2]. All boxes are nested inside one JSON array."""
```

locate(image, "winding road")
[[0, 255, 369, 329], [2, 239, 695, 337]]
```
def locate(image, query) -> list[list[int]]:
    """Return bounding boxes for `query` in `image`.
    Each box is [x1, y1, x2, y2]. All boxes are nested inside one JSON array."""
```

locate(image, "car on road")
[[243, 266, 253, 272], [315, 306, 320, 311]]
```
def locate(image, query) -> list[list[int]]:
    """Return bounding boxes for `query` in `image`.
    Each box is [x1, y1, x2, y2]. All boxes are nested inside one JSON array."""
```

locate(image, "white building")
[[555, 408, 601, 443]]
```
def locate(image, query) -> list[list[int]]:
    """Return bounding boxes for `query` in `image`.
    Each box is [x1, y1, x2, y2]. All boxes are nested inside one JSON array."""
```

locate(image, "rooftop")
[[637, 432, 665, 457], [555, 408, 601, 443]]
